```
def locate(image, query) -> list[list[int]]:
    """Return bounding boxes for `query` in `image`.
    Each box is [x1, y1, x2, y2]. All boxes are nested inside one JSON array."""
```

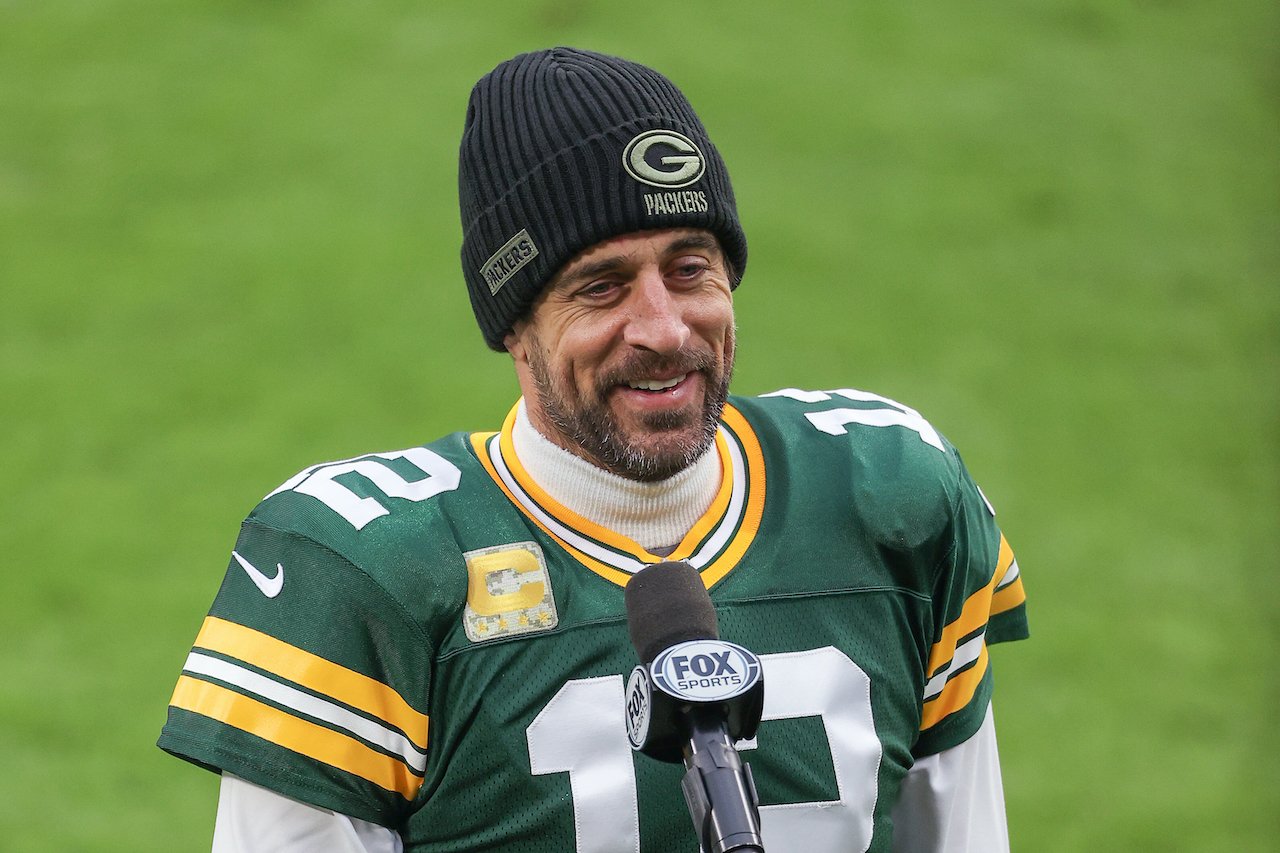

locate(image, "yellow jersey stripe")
[[170, 676, 421, 800], [991, 575, 1026, 616], [994, 548, 1018, 588], [700, 405, 767, 589], [924, 535, 1014, 679], [920, 645, 989, 730], [194, 616, 428, 750], [994, 534, 1015, 576]]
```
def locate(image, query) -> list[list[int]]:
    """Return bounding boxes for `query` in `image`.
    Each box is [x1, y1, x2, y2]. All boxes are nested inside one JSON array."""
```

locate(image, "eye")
[[576, 279, 621, 301], [668, 255, 710, 282]]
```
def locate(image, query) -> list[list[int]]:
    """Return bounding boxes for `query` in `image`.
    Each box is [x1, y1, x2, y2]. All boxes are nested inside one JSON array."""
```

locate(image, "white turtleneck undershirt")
[[510, 399, 721, 553]]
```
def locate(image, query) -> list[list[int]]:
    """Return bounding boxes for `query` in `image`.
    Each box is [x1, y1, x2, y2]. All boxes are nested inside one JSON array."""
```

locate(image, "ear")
[[505, 321, 541, 406], [504, 322, 529, 364]]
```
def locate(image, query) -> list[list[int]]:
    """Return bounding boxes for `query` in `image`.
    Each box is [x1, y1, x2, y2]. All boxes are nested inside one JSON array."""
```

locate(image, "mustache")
[[594, 348, 718, 394]]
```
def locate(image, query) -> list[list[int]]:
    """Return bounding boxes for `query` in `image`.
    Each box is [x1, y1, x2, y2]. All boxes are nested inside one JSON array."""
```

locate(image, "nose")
[[621, 270, 690, 354]]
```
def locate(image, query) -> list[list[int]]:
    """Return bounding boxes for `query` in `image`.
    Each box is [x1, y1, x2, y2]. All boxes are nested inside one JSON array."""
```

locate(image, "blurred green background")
[[2, 1, 1276, 849]]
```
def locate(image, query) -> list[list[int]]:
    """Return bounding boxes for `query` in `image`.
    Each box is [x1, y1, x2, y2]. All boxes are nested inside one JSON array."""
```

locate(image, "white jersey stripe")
[[685, 430, 749, 566], [183, 652, 427, 773], [922, 632, 986, 702], [995, 559, 1020, 589]]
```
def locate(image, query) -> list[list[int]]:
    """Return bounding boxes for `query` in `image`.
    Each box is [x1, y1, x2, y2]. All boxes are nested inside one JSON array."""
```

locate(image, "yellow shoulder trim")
[[924, 536, 1013, 679], [919, 534, 1019, 730], [170, 675, 421, 800], [195, 616, 428, 749]]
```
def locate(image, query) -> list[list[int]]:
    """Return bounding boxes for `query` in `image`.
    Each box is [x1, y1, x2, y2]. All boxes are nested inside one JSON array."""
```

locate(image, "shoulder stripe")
[[194, 617, 428, 750], [991, 556, 1026, 616], [921, 633, 984, 703], [995, 557, 1020, 589], [169, 676, 422, 800], [183, 652, 426, 772], [924, 536, 1014, 680], [919, 534, 1018, 731], [920, 645, 990, 730]]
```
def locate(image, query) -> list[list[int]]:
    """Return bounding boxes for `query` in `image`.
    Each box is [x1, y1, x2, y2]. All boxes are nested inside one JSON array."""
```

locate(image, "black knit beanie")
[[459, 47, 748, 351]]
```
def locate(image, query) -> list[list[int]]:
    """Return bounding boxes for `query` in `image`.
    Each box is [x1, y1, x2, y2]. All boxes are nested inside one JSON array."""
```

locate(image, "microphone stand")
[[678, 705, 765, 853]]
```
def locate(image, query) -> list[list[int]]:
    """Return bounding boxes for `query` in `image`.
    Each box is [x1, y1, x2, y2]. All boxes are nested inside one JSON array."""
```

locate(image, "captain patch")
[[463, 541, 558, 642]]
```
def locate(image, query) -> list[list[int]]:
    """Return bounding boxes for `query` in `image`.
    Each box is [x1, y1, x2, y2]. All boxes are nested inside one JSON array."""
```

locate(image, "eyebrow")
[[551, 232, 723, 291], [665, 232, 721, 256], [553, 256, 628, 291]]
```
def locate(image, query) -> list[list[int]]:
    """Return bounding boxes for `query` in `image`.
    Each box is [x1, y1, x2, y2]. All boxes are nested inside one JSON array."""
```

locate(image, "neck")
[[511, 400, 721, 552]]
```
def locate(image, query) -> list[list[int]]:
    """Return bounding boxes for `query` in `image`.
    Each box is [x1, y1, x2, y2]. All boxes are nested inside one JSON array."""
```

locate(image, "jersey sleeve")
[[913, 452, 1028, 758], [157, 516, 433, 829]]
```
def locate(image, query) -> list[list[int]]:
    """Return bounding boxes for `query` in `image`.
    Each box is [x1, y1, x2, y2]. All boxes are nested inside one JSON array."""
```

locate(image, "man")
[[159, 47, 1028, 852]]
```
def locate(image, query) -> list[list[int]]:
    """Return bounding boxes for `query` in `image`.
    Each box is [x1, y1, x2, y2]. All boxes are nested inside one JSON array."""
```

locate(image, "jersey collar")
[[470, 400, 766, 588]]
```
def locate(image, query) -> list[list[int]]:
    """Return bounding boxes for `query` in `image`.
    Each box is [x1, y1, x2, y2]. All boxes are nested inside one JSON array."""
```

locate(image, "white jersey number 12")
[[526, 646, 880, 853]]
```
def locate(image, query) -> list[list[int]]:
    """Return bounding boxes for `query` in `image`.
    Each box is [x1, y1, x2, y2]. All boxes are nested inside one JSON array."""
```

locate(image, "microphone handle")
[[680, 705, 765, 853]]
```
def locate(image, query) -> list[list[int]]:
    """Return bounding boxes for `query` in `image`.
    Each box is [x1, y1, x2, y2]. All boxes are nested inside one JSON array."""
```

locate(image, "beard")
[[525, 335, 734, 482]]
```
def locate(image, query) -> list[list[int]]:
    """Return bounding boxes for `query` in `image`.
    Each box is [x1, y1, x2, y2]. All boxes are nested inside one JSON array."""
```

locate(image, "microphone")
[[623, 561, 766, 853]]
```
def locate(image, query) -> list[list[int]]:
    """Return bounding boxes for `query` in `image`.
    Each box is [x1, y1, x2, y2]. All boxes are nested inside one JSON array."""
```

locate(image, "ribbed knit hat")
[[459, 47, 748, 351]]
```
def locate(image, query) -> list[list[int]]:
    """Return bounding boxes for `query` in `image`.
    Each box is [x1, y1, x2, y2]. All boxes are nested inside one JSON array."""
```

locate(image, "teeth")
[[629, 374, 685, 392]]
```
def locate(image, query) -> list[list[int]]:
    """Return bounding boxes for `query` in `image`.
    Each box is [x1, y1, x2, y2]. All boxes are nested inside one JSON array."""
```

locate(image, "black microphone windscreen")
[[624, 561, 720, 664]]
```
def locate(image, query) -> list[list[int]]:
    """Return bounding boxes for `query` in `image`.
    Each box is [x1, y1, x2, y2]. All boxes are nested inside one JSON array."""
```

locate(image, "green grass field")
[[3, 1, 1277, 849]]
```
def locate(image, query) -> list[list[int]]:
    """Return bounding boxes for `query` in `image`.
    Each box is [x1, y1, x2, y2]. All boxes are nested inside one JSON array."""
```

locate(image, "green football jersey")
[[159, 388, 1028, 852]]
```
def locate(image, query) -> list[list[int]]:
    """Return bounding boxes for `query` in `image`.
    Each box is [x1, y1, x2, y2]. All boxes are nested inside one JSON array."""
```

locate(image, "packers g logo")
[[622, 129, 706, 188]]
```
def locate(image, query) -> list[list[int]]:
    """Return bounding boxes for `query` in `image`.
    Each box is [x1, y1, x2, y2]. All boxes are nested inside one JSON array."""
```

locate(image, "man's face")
[[505, 228, 736, 482]]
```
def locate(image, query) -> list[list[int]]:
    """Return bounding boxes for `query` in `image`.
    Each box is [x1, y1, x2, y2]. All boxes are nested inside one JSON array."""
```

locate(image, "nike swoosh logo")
[[232, 550, 284, 598]]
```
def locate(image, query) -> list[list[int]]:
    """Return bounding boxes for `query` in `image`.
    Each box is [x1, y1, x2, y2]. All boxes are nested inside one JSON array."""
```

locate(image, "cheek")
[[690, 293, 736, 348], [545, 336, 608, 395]]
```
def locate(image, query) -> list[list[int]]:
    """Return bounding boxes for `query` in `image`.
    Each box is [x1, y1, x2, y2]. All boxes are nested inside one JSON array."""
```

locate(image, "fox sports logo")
[[652, 639, 761, 702]]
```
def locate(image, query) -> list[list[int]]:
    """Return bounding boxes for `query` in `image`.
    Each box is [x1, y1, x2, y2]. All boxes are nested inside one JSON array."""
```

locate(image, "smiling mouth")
[[626, 373, 687, 392]]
